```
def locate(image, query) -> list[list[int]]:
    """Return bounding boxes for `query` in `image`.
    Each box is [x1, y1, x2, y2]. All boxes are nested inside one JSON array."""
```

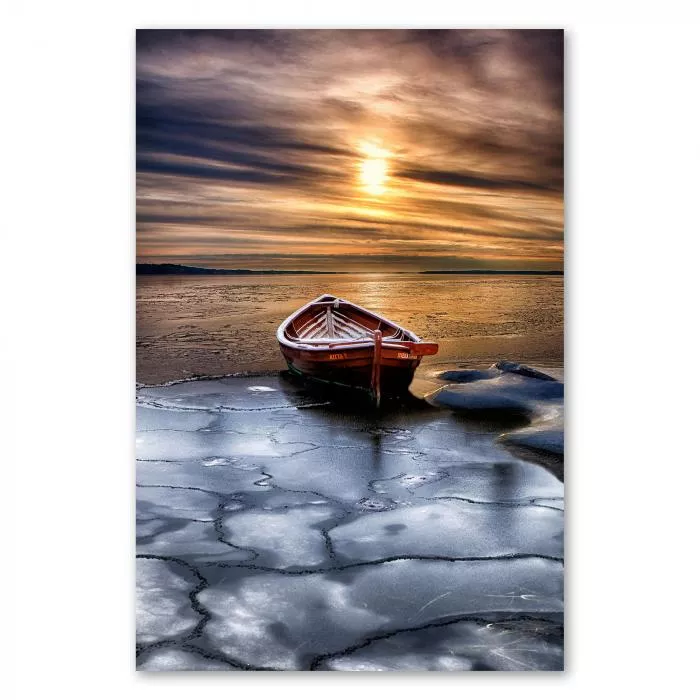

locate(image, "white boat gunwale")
[[276, 294, 421, 351]]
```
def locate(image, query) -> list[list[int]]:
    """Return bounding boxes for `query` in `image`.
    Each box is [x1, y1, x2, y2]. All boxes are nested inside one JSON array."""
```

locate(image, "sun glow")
[[358, 141, 390, 196]]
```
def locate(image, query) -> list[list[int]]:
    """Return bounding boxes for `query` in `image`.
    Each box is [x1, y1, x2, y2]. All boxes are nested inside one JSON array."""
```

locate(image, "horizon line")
[[136, 263, 563, 275]]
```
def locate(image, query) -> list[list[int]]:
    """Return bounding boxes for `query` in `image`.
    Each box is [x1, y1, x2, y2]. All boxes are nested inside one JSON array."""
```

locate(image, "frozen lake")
[[136, 373, 564, 671]]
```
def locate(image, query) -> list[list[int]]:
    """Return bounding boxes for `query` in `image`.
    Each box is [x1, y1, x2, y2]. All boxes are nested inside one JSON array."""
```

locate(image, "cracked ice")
[[136, 373, 563, 671]]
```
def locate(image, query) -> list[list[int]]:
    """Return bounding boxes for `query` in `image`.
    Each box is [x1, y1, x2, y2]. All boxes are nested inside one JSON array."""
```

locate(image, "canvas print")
[[136, 29, 564, 671]]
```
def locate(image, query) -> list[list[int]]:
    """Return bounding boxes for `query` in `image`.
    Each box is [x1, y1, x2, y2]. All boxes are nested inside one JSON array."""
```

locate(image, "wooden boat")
[[277, 294, 439, 405]]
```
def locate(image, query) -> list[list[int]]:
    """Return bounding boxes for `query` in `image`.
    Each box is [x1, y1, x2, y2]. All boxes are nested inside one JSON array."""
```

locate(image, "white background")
[[5, 1, 700, 696]]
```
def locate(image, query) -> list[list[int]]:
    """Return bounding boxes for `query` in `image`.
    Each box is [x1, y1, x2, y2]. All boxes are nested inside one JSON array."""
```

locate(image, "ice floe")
[[329, 500, 562, 562], [136, 558, 202, 645], [427, 362, 564, 469], [220, 503, 342, 569], [197, 558, 562, 670]]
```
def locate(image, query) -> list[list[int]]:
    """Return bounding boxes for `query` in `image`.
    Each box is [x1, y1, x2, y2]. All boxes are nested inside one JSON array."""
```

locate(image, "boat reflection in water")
[[277, 294, 439, 406]]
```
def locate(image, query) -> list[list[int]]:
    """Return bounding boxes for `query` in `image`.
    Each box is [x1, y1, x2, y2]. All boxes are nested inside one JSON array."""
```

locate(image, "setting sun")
[[358, 141, 390, 195], [360, 157, 388, 195]]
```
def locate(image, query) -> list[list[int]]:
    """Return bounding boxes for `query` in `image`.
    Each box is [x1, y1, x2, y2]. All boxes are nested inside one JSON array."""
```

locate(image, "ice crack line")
[[306, 613, 563, 670], [202, 552, 564, 576], [422, 495, 565, 512], [136, 638, 279, 671], [179, 642, 280, 671], [212, 495, 259, 561], [136, 482, 228, 498], [255, 471, 355, 512], [321, 528, 337, 561]]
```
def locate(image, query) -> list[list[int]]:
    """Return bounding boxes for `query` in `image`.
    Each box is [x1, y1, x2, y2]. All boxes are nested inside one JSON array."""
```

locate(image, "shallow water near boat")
[[137, 273, 563, 385]]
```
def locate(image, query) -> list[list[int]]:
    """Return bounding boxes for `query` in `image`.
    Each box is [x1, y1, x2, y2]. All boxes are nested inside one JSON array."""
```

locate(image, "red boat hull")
[[280, 342, 423, 395], [276, 294, 439, 403]]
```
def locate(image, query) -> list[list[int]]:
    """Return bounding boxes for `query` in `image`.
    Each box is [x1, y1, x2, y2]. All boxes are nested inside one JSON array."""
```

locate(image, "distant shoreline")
[[136, 264, 338, 276], [137, 263, 563, 276], [421, 270, 563, 275]]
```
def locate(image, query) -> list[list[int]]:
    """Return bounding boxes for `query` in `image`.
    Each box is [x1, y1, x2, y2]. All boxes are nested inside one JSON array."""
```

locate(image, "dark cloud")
[[395, 167, 559, 193], [136, 157, 302, 185]]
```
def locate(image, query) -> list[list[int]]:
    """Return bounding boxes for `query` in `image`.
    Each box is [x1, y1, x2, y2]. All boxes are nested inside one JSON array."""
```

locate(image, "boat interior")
[[284, 295, 414, 345]]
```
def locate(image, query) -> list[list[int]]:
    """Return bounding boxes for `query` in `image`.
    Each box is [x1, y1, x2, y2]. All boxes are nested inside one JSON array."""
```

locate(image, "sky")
[[136, 29, 563, 271]]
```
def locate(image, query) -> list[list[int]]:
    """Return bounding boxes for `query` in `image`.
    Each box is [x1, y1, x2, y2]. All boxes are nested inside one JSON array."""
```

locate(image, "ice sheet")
[[135, 373, 564, 671]]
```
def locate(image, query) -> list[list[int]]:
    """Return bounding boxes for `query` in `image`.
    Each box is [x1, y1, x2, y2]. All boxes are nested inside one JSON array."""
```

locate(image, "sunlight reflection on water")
[[136, 273, 563, 384]]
